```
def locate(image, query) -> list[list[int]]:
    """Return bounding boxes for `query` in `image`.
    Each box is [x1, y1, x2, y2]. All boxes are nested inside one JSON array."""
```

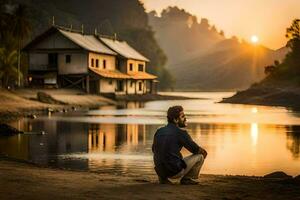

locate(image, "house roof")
[[129, 72, 157, 80], [99, 37, 150, 62], [89, 67, 156, 80], [23, 26, 117, 55], [89, 68, 131, 79], [58, 29, 117, 55]]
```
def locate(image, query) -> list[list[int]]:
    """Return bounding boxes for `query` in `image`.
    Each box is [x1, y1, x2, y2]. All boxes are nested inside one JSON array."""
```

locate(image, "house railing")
[[29, 64, 58, 71]]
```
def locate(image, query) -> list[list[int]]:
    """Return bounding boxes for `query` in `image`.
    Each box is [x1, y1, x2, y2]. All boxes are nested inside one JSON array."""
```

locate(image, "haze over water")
[[1, 92, 300, 177]]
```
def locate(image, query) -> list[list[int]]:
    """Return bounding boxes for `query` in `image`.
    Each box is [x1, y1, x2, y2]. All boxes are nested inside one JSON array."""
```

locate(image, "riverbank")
[[0, 158, 299, 200], [0, 89, 115, 123], [221, 85, 300, 109], [0, 88, 200, 123]]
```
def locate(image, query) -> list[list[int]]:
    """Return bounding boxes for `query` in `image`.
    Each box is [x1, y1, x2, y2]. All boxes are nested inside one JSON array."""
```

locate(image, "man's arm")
[[197, 147, 207, 158], [180, 130, 207, 158]]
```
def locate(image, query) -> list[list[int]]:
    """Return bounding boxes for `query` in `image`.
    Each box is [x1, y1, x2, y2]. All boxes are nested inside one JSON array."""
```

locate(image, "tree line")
[[264, 19, 300, 84], [0, 3, 31, 88]]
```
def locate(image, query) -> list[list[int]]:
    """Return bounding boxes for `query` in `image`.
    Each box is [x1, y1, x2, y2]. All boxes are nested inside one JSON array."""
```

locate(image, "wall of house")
[[125, 80, 134, 94], [126, 59, 146, 74], [117, 59, 127, 73], [58, 53, 88, 74], [29, 53, 48, 70], [99, 79, 116, 93], [88, 53, 116, 70], [135, 80, 146, 94], [32, 32, 80, 49]]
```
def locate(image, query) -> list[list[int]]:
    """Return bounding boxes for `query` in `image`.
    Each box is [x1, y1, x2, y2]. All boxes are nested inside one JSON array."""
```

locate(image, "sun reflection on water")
[[251, 123, 259, 147]]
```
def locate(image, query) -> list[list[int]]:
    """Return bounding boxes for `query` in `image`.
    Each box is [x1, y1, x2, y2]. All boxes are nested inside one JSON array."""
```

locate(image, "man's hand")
[[198, 148, 207, 159]]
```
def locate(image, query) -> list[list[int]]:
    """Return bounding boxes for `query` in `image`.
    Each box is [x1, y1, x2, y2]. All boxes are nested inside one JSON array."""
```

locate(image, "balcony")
[[29, 64, 58, 71]]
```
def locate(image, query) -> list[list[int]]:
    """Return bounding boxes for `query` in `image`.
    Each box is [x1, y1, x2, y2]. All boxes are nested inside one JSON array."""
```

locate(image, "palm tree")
[[0, 48, 21, 87], [12, 4, 31, 87]]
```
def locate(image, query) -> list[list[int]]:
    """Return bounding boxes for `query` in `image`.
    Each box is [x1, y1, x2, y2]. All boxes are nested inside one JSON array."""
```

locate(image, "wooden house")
[[23, 26, 157, 95], [99, 37, 157, 95]]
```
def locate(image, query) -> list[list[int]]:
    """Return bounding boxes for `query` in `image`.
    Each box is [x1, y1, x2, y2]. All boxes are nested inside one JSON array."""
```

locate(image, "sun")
[[251, 35, 259, 44]]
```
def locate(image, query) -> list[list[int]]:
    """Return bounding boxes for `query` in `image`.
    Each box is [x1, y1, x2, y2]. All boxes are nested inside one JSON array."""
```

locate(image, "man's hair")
[[167, 105, 183, 123]]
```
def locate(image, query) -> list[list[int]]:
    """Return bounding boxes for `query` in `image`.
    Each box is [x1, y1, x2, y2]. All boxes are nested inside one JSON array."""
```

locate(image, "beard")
[[178, 120, 187, 128]]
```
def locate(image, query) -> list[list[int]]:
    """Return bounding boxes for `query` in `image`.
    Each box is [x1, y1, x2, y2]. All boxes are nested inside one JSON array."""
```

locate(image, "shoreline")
[[0, 89, 199, 123], [0, 157, 299, 199], [221, 85, 300, 109]]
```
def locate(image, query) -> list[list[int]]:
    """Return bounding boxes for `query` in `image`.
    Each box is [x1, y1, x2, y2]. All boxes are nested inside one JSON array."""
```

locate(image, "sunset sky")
[[141, 0, 300, 50]]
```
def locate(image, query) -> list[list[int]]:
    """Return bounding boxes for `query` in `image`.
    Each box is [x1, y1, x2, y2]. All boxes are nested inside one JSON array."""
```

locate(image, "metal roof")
[[99, 37, 150, 62], [58, 29, 117, 55]]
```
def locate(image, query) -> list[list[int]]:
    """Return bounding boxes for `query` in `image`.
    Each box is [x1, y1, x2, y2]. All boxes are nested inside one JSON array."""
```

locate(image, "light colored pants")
[[170, 154, 204, 179]]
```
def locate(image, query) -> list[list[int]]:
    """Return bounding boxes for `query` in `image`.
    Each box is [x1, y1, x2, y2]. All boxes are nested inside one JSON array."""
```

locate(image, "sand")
[[0, 89, 115, 122], [0, 158, 299, 200]]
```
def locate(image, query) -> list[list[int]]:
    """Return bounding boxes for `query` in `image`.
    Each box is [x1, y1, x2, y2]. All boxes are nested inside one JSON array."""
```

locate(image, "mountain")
[[171, 40, 288, 90], [148, 7, 225, 67], [148, 7, 288, 90]]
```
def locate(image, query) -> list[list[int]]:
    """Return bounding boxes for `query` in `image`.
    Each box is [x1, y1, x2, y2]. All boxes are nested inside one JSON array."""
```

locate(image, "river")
[[1, 92, 300, 177]]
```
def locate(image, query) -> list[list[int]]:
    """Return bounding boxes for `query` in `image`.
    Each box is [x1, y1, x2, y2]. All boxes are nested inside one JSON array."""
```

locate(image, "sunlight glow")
[[251, 35, 259, 44], [251, 123, 259, 146], [251, 107, 258, 113]]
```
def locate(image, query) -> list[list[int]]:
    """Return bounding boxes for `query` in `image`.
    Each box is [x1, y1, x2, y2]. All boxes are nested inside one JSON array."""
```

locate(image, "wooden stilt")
[[86, 75, 90, 93]]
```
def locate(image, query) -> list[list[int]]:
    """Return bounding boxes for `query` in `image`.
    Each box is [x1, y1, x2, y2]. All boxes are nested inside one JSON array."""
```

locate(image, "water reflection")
[[1, 92, 300, 176], [1, 118, 300, 176], [251, 123, 259, 147], [286, 126, 300, 159]]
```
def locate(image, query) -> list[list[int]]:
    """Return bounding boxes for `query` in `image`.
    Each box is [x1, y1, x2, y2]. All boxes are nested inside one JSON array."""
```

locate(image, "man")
[[152, 105, 207, 185]]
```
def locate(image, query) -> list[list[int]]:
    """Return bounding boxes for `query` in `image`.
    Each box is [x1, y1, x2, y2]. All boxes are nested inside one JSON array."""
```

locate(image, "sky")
[[141, 0, 300, 50]]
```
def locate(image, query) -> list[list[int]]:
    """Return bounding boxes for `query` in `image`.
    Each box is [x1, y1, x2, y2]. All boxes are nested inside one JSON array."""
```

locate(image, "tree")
[[219, 30, 225, 37], [0, 48, 21, 87], [12, 4, 31, 87], [284, 19, 300, 75], [199, 18, 210, 30]]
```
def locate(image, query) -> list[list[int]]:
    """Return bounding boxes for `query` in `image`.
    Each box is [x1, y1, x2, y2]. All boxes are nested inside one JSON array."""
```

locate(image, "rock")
[[263, 171, 293, 179], [0, 124, 23, 136], [27, 114, 37, 119], [37, 92, 66, 105], [47, 108, 54, 112], [294, 175, 300, 182]]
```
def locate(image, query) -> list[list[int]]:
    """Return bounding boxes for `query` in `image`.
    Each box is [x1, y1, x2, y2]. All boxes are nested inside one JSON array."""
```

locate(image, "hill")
[[172, 40, 288, 90], [222, 19, 300, 108], [148, 7, 288, 90]]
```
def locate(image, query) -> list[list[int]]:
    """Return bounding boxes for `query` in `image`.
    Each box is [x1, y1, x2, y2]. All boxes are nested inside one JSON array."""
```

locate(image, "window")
[[96, 59, 99, 68], [91, 58, 94, 67], [103, 60, 106, 69], [65, 55, 71, 63], [109, 80, 113, 85], [139, 82, 142, 91], [129, 63, 133, 71], [138, 64, 144, 72], [130, 81, 134, 87]]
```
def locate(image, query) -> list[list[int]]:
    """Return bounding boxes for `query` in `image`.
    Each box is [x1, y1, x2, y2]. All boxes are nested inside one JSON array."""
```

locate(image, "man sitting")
[[152, 105, 207, 185]]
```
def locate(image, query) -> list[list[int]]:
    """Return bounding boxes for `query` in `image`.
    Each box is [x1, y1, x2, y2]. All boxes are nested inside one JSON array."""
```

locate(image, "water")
[[1, 92, 300, 177]]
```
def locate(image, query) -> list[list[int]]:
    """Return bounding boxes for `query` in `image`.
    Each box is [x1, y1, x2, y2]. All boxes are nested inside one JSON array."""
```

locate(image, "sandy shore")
[[0, 88, 115, 122], [0, 158, 299, 200]]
